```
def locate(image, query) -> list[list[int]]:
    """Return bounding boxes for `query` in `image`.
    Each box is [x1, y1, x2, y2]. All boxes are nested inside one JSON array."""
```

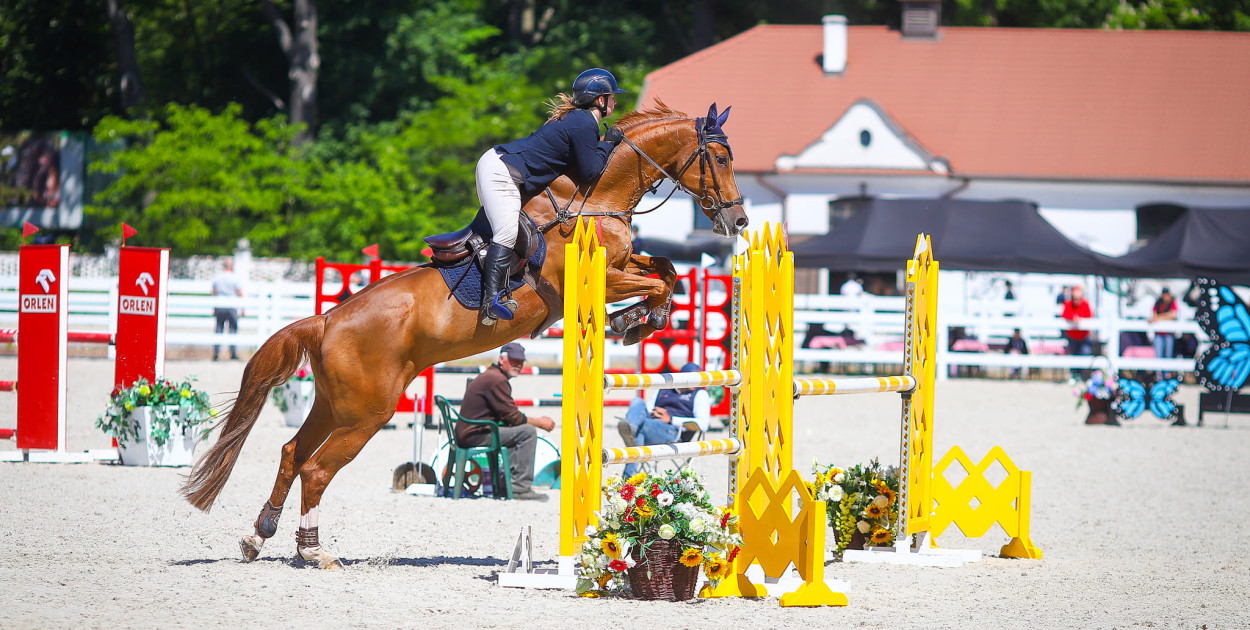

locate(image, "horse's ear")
[[706, 103, 719, 124], [716, 106, 731, 127]]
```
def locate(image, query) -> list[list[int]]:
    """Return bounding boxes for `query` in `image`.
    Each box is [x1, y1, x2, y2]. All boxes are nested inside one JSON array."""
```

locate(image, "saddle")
[[423, 209, 563, 338], [425, 207, 538, 273]]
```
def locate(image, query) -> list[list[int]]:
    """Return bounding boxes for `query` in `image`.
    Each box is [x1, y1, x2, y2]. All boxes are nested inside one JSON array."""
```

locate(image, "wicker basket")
[[626, 539, 700, 601]]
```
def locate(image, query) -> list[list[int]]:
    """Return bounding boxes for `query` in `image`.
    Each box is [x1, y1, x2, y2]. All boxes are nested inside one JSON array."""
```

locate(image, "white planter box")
[[282, 381, 315, 427], [117, 406, 198, 467]]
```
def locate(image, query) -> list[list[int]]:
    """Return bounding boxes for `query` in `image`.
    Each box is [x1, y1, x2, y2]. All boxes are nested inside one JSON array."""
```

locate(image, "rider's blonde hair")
[[545, 93, 579, 122]]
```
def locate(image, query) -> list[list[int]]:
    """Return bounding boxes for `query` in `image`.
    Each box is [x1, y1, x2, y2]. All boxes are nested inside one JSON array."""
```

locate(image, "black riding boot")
[[480, 242, 519, 326]]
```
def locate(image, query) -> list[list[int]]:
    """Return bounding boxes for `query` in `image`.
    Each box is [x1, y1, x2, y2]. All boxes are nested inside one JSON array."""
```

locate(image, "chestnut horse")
[[180, 102, 748, 569]]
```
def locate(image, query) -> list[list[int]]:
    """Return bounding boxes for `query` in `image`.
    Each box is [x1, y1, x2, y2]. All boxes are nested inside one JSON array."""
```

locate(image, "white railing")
[[0, 276, 1206, 377]]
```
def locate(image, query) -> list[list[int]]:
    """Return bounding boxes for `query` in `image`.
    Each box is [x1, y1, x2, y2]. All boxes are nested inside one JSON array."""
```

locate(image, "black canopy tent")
[[1095, 207, 1250, 285], [790, 198, 1109, 275]]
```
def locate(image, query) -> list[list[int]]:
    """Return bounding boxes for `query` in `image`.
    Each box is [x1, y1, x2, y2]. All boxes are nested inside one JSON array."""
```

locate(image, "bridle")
[[539, 118, 744, 232]]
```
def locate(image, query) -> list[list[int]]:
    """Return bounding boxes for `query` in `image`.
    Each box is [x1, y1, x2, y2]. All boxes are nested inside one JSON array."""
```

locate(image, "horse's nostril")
[[736, 216, 749, 228]]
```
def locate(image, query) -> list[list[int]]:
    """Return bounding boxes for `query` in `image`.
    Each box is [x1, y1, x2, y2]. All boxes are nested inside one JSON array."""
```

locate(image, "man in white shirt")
[[211, 259, 243, 360], [616, 362, 712, 477], [840, 274, 864, 298]]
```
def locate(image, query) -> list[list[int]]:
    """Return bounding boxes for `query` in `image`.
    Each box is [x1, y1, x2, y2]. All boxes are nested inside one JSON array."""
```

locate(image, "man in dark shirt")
[[458, 342, 556, 501]]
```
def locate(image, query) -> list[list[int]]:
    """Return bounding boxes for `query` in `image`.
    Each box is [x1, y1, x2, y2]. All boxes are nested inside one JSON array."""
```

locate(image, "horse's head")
[[678, 104, 747, 237]]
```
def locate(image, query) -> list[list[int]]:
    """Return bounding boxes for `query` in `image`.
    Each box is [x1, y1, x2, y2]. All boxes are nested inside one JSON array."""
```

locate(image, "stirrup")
[[490, 292, 518, 321]]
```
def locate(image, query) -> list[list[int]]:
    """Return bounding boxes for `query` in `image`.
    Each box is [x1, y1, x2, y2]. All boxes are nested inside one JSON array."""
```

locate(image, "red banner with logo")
[[115, 247, 169, 390], [17, 245, 68, 450]]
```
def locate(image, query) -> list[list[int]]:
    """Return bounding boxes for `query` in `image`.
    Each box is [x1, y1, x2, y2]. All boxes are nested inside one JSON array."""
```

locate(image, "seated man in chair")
[[617, 362, 712, 478], [458, 342, 556, 501]]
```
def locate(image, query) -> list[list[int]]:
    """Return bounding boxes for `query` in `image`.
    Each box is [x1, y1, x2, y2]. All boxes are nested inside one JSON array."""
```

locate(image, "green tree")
[[86, 103, 309, 254]]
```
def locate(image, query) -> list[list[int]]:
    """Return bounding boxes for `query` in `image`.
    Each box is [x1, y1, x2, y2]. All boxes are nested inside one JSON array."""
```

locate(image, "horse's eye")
[[716, 156, 728, 167]]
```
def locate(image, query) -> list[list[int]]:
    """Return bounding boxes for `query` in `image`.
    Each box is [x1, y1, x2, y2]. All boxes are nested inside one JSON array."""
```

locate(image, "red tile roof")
[[638, 25, 1250, 183]]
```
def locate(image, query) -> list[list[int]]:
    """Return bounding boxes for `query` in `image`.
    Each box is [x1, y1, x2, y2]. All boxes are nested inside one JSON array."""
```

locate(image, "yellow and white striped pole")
[[602, 438, 742, 465], [792, 375, 916, 397], [604, 370, 742, 392]]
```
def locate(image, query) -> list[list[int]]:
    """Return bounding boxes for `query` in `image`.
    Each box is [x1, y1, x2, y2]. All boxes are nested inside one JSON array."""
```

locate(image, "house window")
[[829, 196, 869, 231], [1136, 203, 1185, 242]]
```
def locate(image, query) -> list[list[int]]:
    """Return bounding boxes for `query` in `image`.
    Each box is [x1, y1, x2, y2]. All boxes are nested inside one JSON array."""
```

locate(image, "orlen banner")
[[17, 244, 69, 451], [114, 246, 169, 390]]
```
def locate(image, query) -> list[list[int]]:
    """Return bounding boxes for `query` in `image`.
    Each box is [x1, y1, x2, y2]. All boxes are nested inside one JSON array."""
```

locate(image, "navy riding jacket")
[[495, 109, 615, 197]]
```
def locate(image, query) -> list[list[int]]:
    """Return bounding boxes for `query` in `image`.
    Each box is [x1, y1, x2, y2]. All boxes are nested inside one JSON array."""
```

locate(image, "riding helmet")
[[572, 68, 627, 107]]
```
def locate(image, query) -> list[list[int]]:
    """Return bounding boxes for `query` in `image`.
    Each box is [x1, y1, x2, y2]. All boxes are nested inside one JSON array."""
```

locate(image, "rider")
[[474, 68, 628, 326]]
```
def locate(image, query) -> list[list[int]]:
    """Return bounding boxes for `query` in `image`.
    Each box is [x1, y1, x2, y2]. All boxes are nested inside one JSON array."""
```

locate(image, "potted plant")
[[575, 467, 742, 601], [1071, 368, 1118, 425], [270, 365, 314, 427], [811, 458, 901, 555], [96, 376, 216, 467]]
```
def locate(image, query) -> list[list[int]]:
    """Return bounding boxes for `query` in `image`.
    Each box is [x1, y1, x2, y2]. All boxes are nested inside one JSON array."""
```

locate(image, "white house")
[[633, 13, 1250, 263]]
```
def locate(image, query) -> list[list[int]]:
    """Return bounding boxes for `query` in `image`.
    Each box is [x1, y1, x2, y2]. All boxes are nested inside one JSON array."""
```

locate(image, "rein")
[[538, 119, 744, 233]]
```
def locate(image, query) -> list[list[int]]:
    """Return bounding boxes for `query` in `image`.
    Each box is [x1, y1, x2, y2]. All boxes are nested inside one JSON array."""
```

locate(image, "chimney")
[[900, 1, 940, 38], [822, 15, 847, 74]]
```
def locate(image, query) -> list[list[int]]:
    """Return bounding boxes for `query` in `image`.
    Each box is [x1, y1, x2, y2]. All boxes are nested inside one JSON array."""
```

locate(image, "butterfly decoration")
[[1113, 377, 1180, 422], [1193, 277, 1250, 393]]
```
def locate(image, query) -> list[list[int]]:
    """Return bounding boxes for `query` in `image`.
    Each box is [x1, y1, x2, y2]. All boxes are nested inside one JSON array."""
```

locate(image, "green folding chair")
[[434, 395, 512, 500]]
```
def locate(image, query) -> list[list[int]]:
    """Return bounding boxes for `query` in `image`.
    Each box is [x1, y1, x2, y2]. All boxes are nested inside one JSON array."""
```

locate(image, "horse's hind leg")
[[294, 425, 385, 570], [240, 399, 334, 562]]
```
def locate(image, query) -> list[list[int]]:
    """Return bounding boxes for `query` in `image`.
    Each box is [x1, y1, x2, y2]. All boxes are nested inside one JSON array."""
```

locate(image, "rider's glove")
[[603, 126, 625, 147]]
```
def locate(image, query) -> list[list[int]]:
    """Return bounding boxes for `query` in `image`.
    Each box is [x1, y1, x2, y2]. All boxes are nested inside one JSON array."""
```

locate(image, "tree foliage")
[[4, 0, 1249, 257]]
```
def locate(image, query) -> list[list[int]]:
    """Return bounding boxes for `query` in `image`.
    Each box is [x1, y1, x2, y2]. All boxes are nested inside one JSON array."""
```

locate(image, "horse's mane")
[[615, 99, 688, 131]]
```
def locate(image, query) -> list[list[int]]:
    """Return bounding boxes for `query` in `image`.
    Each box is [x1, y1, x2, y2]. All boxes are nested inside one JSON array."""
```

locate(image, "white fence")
[[0, 275, 1206, 377]]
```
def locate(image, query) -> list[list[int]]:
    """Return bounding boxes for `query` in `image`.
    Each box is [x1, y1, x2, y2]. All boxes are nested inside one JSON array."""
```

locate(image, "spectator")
[[616, 362, 711, 478], [1056, 286, 1071, 307], [212, 259, 243, 361], [1005, 328, 1029, 379], [840, 274, 864, 298], [1151, 287, 1178, 359], [457, 342, 555, 501], [1151, 287, 1179, 377], [1004, 280, 1016, 302], [1062, 285, 1094, 376]]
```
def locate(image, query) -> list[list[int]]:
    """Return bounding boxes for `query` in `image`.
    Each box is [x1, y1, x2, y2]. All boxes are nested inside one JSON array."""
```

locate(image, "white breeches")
[[475, 149, 521, 248]]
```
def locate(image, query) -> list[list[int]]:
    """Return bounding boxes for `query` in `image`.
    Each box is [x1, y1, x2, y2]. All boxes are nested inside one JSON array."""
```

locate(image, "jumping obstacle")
[[0, 244, 169, 463], [503, 219, 1040, 596], [502, 221, 843, 606]]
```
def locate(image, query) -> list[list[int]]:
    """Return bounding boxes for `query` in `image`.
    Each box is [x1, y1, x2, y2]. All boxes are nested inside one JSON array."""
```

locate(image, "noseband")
[[620, 120, 745, 215], [539, 119, 743, 233]]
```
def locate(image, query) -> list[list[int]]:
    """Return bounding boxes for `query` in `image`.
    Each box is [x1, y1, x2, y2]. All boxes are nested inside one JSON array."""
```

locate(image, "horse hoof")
[[623, 327, 642, 346], [299, 547, 344, 570], [240, 535, 263, 562]]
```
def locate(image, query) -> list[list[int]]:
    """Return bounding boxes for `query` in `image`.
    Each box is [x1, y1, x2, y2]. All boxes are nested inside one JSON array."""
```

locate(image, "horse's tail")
[[181, 316, 326, 512]]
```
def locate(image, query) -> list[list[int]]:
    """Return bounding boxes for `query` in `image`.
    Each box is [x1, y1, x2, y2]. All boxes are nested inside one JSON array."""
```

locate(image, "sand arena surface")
[[1, 357, 1247, 628]]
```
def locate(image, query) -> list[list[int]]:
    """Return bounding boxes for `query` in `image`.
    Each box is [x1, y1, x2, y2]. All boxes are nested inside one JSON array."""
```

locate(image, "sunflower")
[[636, 503, 655, 519], [864, 503, 885, 518], [601, 533, 623, 559], [813, 470, 826, 487], [803, 481, 817, 498], [627, 471, 647, 486], [703, 553, 729, 581], [679, 547, 704, 567], [597, 573, 612, 589], [579, 591, 601, 598], [871, 528, 892, 544], [880, 486, 897, 504]]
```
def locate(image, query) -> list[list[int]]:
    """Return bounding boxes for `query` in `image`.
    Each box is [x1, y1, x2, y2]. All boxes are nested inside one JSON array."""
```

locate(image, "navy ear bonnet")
[[695, 103, 733, 159]]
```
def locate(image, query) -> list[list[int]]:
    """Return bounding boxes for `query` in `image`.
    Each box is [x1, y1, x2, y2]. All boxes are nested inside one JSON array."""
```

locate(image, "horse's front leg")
[[603, 255, 678, 345]]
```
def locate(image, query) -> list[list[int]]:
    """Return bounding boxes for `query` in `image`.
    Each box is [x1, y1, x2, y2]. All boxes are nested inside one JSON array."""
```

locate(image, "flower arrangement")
[[575, 467, 742, 597], [95, 376, 216, 446], [270, 365, 314, 413], [1070, 368, 1116, 410], [810, 458, 901, 554]]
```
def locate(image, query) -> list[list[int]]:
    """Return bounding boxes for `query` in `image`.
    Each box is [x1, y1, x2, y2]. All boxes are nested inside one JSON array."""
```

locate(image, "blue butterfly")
[[1194, 277, 1250, 393], [1113, 377, 1180, 421]]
